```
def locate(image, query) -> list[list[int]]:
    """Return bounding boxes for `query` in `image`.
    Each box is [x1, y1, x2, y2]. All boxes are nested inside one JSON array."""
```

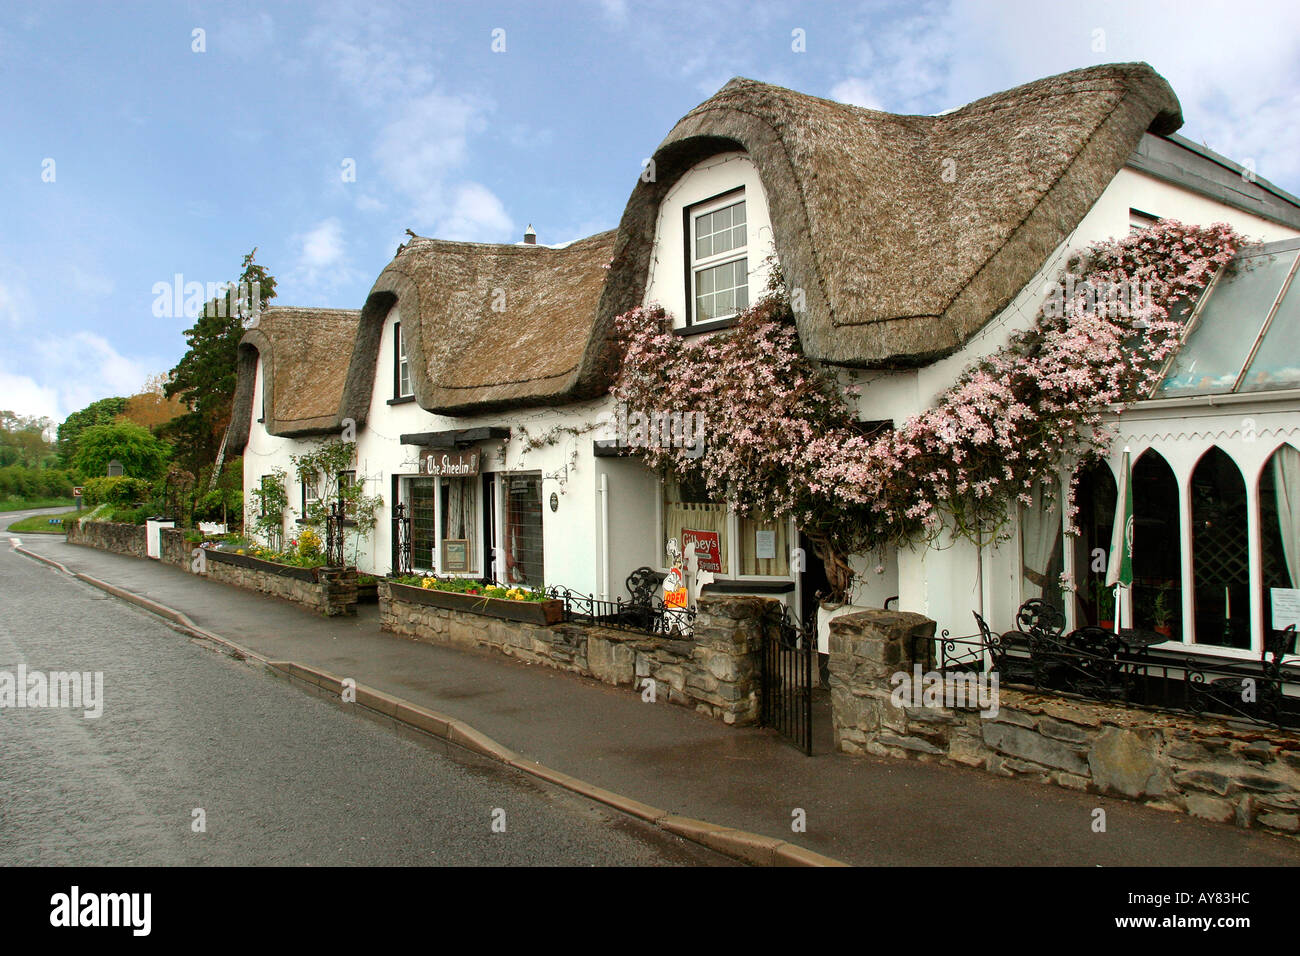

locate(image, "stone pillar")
[[689, 594, 772, 725], [318, 568, 359, 617], [827, 608, 937, 756]]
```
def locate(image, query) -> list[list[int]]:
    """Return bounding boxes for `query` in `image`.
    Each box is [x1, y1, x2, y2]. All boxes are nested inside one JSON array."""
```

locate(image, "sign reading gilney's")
[[420, 449, 480, 477]]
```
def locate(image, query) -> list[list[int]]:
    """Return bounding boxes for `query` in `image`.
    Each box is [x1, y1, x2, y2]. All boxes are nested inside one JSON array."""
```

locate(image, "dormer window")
[[685, 189, 748, 327], [395, 321, 413, 398]]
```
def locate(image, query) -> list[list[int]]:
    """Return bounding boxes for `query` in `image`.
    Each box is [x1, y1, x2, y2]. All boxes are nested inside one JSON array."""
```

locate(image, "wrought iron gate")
[[760, 605, 815, 755]]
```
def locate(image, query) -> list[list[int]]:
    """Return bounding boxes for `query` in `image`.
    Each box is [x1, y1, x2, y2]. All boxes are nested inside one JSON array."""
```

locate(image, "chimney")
[[523, 224, 536, 245]]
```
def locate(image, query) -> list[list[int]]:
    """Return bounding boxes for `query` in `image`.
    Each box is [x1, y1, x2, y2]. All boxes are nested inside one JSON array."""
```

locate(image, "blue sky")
[[2, 0, 1298, 424]]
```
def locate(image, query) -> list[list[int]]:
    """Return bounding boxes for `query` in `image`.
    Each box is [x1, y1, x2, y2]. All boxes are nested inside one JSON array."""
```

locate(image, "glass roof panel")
[[1239, 265, 1300, 392], [1157, 249, 1298, 397]]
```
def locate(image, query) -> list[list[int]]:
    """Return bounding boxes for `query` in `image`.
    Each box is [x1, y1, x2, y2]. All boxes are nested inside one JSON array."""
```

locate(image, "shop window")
[[1260, 443, 1300, 636], [502, 473, 545, 587], [663, 477, 729, 574], [738, 513, 790, 575], [1020, 481, 1064, 609], [439, 476, 477, 572], [1071, 460, 1117, 626], [409, 477, 436, 571], [1191, 447, 1249, 649], [1131, 449, 1183, 635]]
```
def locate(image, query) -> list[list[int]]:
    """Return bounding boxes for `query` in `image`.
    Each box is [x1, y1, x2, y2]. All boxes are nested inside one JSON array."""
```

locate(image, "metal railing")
[[927, 624, 1300, 730], [544, 586, 696, 637], [760, 604, 815, 754]]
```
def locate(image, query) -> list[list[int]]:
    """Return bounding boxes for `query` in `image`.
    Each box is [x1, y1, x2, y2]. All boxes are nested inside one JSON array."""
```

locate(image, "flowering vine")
[[612, 220, 1244, 600]]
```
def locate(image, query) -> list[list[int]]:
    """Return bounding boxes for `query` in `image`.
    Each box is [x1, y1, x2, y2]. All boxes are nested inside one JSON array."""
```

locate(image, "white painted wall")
[[644, 151, 777, 327], [855, 164, 1300, 642]]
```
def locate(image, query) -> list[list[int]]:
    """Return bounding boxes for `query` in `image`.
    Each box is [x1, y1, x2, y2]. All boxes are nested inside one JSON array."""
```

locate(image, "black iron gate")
[[760, 605, 815, 755]]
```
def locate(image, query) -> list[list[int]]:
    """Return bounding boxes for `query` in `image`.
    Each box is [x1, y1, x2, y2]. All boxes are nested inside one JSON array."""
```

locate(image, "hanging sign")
[[681, 528, 722, 573], [421, 449, 480, 477]]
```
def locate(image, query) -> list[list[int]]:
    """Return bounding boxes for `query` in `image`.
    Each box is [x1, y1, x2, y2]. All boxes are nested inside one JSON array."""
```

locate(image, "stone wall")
[[828, 608, 1300, 838], [205, 553, 358, 617], [65, 519, 147, 558], [159, 527, 191, 570], [381, 582, 768, 724]]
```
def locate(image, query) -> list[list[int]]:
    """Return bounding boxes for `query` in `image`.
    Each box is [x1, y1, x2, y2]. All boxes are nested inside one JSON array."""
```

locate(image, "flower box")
[[205, 547, 320, 582], [384, 579, 564, 626]]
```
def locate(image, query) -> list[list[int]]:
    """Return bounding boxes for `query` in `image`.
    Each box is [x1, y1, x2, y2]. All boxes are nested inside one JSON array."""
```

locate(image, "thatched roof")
[[229, 306, 361, 449], [598, 62, 1182, 367], [340, 231, 617, 420], [240, 63, 1186, 430]]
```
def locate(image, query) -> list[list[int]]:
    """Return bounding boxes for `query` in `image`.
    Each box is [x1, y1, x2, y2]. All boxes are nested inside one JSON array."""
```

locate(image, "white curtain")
[[739, 514, 790, 575], [443, 478, 476, 541], [1021, 482, 1064, 601], [665, 500, 728, 573], [1275, 445, 1300, 588]]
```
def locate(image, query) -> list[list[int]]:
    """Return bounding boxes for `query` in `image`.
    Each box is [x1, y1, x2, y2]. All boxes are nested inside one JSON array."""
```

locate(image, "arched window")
[[1072, 459, 1117, 626], [1191, 447, 1249, 648], [1132, 450, 1182, 637], [1259, 443, 1300, 636]]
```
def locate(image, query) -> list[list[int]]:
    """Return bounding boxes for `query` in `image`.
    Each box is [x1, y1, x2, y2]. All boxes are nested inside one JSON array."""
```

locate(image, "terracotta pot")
[[1155, 623, 1174, 638]]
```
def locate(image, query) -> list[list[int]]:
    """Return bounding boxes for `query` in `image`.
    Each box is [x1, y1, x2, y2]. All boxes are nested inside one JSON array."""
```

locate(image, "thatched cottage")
[[233, 62, 1300, 669]]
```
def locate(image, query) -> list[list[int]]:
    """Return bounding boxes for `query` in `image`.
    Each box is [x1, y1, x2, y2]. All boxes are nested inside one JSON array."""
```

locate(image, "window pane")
[[1160, 251, 1298, 396], [697, 265, 714, 293], [503, 473, 545, 588], [1020, 483, 1063, 609], [735, 282, 749, 311], [439, 476, 477, 571], [696, 235, 711, 260], [738, 513, 789, 575], [1260, 445, 1300, 639], [1240, 270, 1300, 392], [732, 201, 745, 224], [730, 224, 746, 249], [696, 292, 714, 322], [410, 477, 436, 571], [1191, 447, 1249, 649], [714, 205, 731, 230], [1131, 450, 1183, 636], [663, 478, 728, 574]]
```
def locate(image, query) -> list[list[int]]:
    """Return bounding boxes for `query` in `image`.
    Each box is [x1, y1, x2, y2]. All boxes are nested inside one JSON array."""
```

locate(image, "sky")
[[2, 0, 1298, 425]]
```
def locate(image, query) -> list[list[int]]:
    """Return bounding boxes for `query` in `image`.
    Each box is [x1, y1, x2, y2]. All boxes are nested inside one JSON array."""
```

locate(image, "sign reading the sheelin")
[[420, 449, 480, 477]]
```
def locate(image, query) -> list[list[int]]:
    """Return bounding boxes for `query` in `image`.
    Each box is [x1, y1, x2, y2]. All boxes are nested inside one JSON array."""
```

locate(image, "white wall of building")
[[644, 151, 777, 327]]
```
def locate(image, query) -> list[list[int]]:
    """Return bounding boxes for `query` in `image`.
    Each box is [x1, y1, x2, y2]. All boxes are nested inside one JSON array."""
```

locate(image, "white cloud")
[[829, 0, 1300, 192], [0, 372, 60, 422], [440, 183, 513, 241], [6, 331, 159, 421], [285, 217, 363, 300], [830, 78, 884, 111]]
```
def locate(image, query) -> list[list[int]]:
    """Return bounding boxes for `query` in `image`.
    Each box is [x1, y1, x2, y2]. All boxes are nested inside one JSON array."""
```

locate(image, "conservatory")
[[1060, 236, 1300, 661]]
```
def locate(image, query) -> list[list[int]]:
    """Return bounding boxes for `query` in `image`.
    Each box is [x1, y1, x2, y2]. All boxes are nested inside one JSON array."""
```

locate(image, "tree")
[[121, 374, 187, 430], [57, 397, 128, 467], [71, 421, 171, 481], [163, 249, 277, 475], [0, 411, 56, 468]]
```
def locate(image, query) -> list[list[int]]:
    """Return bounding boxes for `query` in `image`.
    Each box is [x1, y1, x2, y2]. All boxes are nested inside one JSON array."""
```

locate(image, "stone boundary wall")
[[159, 527, 191, 570], [205, 552, 357, 616], [65, 519, 147, 558], [829, 608, 1300, 839], [381, 581, 769, 724]]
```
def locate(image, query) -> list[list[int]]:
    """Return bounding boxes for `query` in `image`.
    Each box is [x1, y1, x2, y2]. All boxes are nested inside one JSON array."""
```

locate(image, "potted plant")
[[1095, 582, 1115, 631], [1153, 588, 1174, 638]]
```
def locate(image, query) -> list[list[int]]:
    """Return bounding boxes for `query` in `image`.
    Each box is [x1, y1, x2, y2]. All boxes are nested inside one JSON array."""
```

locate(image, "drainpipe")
[[599, 473, 610, 601]]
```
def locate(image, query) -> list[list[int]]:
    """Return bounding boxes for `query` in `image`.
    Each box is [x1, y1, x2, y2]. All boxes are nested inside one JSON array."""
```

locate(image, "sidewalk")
[[18, 536, 1300, 866]]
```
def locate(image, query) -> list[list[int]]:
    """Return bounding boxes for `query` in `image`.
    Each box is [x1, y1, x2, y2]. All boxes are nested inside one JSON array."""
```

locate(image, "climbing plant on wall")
[[612, 220, 1244, 600]]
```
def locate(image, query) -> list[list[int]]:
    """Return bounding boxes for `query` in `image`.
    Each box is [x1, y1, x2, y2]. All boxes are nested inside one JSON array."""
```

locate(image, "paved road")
[[0, 545, 730, 866], [3, 504, 75, 534]]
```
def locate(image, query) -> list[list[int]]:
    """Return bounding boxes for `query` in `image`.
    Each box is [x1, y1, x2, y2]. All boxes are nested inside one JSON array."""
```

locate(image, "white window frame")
[[655, 478, 794, 583], [687, 189, 749, 326], [396, 321, 413, 398]]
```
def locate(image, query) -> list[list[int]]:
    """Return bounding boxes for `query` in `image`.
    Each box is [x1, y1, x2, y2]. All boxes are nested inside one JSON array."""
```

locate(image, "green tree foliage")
[[1, 410, 57, 468], [56, 397, 128, 467], [72, 421, 172, 481], [163, 249, 277, 474]]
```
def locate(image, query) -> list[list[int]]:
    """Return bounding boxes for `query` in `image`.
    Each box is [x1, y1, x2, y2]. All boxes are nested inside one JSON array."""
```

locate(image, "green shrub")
[[83, 476, 153, 507]]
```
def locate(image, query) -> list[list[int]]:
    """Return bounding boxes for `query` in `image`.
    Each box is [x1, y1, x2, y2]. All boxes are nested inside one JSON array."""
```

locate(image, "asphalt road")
[[0, 543, 730, 866]]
